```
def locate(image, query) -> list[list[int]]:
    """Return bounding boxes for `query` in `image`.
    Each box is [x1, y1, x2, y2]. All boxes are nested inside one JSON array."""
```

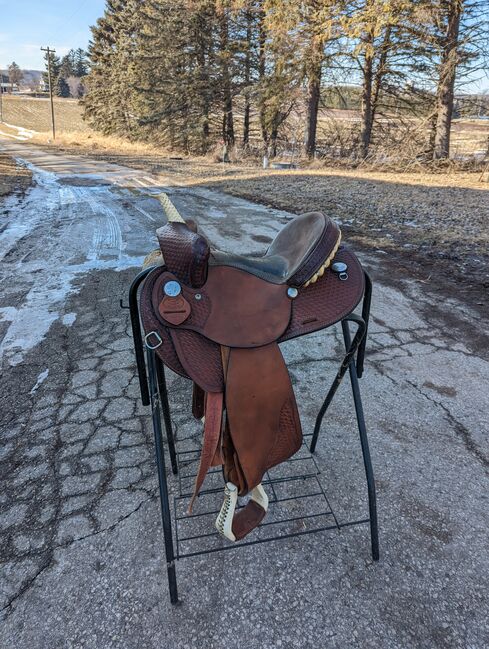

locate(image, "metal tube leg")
[[147, 350, 179, 603], [310, 314, 366, 454], [128, 267, 153, 406], [342, 320, 379, 562], [155, 356, 178, 475], [357, 272, 372, 379], [310, 376, 343, 454]]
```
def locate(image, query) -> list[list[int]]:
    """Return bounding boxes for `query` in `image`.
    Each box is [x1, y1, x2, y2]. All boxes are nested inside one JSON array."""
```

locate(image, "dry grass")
[[0, 154, 32, 196], [1, 95, 89, 134], [31, 129, 169, 156], [4, 95, 488, 168]]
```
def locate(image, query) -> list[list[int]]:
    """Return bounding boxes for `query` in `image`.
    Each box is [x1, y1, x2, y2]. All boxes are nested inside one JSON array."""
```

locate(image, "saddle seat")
[[156, 211, 341, 290], [211, 212, 341, 288]]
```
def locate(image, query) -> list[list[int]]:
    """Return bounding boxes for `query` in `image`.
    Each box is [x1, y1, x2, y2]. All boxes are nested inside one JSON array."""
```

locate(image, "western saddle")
[[140, 204, 365, 542]]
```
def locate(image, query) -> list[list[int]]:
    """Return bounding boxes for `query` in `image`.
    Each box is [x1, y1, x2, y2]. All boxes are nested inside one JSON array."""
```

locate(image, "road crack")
[[406, 379, 489, 470]]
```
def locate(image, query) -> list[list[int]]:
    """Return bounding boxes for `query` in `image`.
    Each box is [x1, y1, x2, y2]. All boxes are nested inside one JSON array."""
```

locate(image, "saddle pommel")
[[156, 222, 210, 288]]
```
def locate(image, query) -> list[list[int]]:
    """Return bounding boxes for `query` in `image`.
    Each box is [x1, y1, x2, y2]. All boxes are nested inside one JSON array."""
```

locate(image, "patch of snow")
[[0, 123, 37, 141], [0, 164, 59, 264], [0, 306, 18, 321], [0, 253, 145, 366], [0, 161, 146, 366], [62, 312, 77, 326], [30, 368, 49, 394]]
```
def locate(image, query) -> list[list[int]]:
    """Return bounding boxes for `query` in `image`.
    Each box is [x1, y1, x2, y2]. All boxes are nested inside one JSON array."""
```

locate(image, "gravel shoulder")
[[0, 154, 32, 197]]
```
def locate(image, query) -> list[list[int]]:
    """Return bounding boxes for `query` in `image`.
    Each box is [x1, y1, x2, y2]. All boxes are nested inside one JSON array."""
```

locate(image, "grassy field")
[[0, 95, 90, 134]]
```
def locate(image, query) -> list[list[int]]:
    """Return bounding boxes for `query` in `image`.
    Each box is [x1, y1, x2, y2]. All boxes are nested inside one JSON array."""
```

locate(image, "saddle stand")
[[127, 210, 379, 605]]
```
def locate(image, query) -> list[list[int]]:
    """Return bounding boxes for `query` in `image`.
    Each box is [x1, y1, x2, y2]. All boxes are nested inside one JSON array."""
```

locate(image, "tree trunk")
[[270, 125, 278, 158], [219, 9, 235, 147], [359, 29, 375, 159], [371, 26, 391, 125], [196, 22, 210, 147], [305, 37, 323, 159], [242, 10, 252, 148], [433, 0, 463, 160], [258, 6, 268, 152]]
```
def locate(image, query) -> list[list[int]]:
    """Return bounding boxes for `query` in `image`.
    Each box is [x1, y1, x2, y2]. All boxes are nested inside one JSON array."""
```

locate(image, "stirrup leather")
[[215, 483, 269, 542]]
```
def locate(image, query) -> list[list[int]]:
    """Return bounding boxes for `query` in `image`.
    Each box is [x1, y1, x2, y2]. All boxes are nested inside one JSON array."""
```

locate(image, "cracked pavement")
[[1, 141, 488, 648]]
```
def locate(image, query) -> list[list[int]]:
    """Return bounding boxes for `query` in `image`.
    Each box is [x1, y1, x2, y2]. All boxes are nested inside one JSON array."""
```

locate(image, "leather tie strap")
[[188, 391, 223, 512]]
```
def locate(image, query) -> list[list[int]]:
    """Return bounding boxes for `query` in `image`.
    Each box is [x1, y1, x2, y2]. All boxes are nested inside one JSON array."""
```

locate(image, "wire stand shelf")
[[127, 268, 379, 604]]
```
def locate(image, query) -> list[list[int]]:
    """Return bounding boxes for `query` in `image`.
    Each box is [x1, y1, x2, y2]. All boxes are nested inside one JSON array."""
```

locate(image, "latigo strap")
[[188, 391, 223, 513]]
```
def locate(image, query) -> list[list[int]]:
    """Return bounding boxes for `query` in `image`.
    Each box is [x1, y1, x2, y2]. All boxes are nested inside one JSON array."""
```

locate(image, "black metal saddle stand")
[[127, 267, 379, 604]]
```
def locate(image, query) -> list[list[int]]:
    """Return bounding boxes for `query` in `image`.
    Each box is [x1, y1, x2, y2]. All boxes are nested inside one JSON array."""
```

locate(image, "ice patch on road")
[[0, 306, 18, 321], [0, 162, 145, 366], [0, 254, 145, 367], [62, 313, 77, 326], [0, 165, 59, 264], [30, 369, 49, 394]]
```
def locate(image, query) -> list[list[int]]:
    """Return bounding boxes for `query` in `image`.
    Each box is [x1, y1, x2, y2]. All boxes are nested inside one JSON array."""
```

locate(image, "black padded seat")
[[210, 212, 340, 286]]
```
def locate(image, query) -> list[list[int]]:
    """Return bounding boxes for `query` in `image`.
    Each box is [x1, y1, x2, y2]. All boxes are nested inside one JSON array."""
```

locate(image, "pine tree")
[[42, 51, 61, 89], [82, 0, 488, 161], [75, 49, 89, 77], [430, 0, 474, 159], [130, 0, 222, 151], [83, 0, 140, 135], [257, 0, 302, 157], [56, 76, 71, 98], [59, 50, 76, 78]]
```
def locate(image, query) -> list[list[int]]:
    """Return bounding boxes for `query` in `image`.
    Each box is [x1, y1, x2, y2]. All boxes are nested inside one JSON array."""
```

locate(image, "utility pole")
[[41, 46, 56, 140]]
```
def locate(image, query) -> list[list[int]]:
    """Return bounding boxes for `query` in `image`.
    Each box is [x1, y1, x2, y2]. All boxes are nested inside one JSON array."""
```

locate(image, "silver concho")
[[331, 261, 348, 281], [287, 287, 299, 299], [163, 280, 182, 297]]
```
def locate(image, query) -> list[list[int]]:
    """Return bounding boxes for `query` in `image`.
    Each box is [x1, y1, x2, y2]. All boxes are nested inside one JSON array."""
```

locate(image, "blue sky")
[[0, 0, 106, 69], [0, 0, 487, 91]]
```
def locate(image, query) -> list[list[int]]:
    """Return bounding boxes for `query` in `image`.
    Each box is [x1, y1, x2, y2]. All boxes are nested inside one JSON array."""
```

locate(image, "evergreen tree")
[[84, 0, 140, 135], [75, 48, 89, 77], [428, 0, 486, 159], [56, 76, 71, 98], [131, 0, 221, 151], [42, 51, 61, 89], [59, 50, 76, 78], [83, 0, 488, 159]]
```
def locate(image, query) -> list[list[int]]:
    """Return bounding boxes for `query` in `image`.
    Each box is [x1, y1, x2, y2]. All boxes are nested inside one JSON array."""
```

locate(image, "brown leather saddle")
[[140, 212, 365, 541]]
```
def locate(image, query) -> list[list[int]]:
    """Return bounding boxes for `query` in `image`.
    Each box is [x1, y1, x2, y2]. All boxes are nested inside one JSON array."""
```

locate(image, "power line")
[[42, 0, 92, 51]]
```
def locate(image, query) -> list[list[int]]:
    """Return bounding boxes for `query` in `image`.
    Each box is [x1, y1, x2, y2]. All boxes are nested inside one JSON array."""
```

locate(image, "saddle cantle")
[[140, 211, 365, 541]]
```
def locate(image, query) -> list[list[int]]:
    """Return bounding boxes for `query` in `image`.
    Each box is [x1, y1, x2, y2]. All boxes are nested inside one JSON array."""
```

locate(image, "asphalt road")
[[1, 140, 488, 649]]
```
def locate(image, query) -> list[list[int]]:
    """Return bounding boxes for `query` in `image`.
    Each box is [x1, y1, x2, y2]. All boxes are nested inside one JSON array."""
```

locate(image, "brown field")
[[0, 95, 89, 134]]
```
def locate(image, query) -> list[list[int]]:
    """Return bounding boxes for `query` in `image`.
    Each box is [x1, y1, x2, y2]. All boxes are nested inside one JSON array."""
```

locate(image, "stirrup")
[[215, 483, 269, 542]]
